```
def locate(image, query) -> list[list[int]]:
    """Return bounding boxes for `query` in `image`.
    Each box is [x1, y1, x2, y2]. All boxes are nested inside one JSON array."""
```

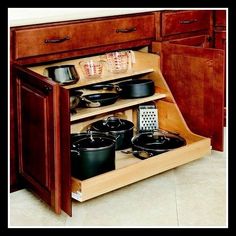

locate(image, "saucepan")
[[44, 65, 79, 85]]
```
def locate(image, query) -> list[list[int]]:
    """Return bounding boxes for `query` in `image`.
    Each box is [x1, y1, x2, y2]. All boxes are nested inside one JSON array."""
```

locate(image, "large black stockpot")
[[71, 132, 116, 180], [90, 116, 134, 150]]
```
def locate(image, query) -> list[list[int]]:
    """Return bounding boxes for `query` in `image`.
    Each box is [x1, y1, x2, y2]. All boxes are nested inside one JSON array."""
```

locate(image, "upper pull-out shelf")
[[28, 51, 158, 89]]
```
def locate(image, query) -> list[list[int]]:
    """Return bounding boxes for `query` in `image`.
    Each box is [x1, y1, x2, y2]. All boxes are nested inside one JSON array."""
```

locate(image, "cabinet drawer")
[[161, 10, 211, 37], [13, 14, 154, 59]]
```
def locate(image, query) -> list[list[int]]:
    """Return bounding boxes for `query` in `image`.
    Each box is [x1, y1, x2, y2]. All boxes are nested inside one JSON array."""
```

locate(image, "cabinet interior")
[[28, 50, 211, 203]]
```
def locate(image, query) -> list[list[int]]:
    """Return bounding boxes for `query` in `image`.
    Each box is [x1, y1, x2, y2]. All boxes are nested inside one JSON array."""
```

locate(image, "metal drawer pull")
[[179, 19, 198, 24], [44, 36, 70, 43], [116, 27, 137, 33]]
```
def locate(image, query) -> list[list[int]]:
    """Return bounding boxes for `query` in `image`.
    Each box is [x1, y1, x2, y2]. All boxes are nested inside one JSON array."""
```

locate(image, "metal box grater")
[[137, 104, 158, 132]]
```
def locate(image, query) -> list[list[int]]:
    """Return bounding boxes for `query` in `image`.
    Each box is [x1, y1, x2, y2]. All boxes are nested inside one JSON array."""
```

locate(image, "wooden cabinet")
[[12, 51, 211, 216], [10, 11, 223, 216], [153, 10, 225, 151]]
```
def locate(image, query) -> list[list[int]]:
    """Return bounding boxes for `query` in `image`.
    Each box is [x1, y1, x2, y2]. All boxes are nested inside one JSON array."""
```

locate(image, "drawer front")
[[162, 10, 211, 37], [14, 15, 154, 59]]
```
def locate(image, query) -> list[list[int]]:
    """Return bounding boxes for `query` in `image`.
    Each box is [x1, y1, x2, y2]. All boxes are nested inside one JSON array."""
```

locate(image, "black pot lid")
[[71, 131, 116, 149], [132, 131, 186, 150], [76, 136, 115, 149], [91, 116, 134, 132]]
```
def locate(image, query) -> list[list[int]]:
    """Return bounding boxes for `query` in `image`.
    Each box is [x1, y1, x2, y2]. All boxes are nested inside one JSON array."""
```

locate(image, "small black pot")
[[90, 116, 134, 150], [71, 132, 116, 180], [44, 65, 79, 85]]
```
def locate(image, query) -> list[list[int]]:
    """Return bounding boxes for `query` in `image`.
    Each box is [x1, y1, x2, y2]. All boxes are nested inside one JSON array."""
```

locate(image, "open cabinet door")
[[154, 42, 224, 151], [13, 64, 71, 215]]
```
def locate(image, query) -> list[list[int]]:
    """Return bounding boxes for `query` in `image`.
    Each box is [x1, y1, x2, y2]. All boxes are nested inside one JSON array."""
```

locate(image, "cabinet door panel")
[[14, 65, 71, 215], [159, 43, 224, 151]]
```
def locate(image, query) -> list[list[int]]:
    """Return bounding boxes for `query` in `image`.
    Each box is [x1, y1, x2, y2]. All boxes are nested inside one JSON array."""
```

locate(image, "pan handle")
[[80, 96, 101, 108], [86, 83, 122, 92], [121, 150, 153, 159], [103, 116, 123, 128], [87, 83, 114, 90]]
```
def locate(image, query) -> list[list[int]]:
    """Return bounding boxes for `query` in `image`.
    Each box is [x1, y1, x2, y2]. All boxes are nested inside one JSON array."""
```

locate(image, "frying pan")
[[86, 78, 155, 99], [79, 93, 120, 108]]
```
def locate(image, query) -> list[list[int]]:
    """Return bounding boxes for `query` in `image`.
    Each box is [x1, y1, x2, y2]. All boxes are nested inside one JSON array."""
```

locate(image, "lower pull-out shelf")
[[71, 133, 211, 202]]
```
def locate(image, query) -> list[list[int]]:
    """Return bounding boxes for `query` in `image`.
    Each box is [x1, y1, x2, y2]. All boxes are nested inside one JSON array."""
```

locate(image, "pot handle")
[[86, 83, 122, 92], [103, 116, 123, 128], [71, 149, 81, 157]]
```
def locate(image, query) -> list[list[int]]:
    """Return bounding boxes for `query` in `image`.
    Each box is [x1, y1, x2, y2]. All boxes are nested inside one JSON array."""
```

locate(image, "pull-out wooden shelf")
[[71, 99, 211, 202], [28, 51, 157, 89], [72, 140, 210, 202]]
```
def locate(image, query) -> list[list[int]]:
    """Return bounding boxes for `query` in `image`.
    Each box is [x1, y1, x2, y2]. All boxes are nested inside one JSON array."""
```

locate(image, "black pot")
[[44, 65, 79, 85], [71, 132, 116, 180], [131, 130, 186, 159], [90, 116, 134, 150], [117, 79, 155, 98]]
